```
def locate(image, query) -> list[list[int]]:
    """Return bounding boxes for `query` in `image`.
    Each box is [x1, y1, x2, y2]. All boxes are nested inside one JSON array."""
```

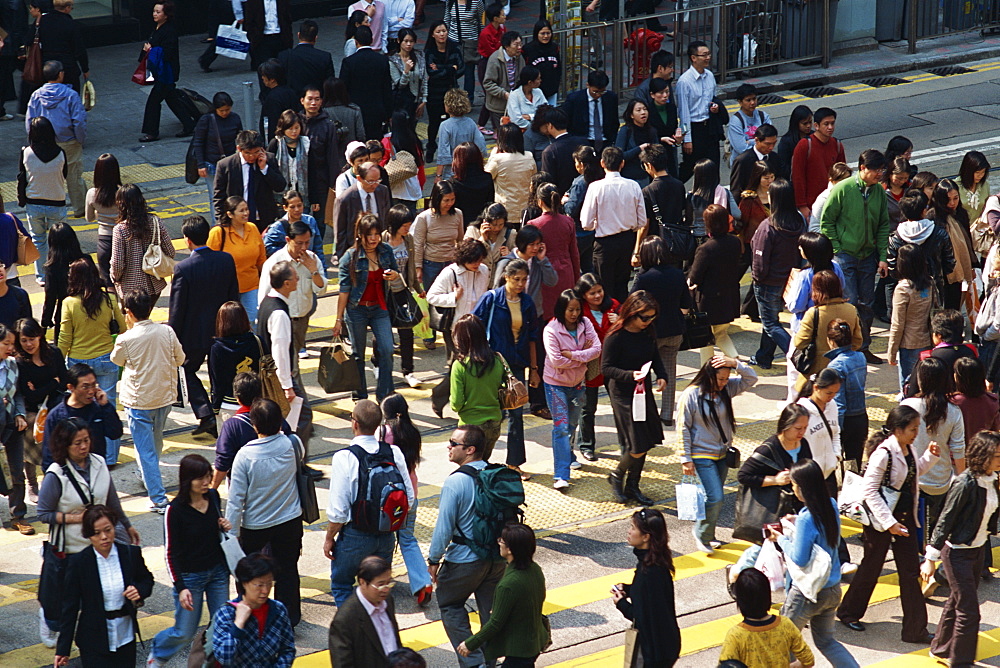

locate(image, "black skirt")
[[606, 376, 663, 455]]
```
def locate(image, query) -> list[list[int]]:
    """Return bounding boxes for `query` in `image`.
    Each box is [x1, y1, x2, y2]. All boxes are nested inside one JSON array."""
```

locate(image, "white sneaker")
[[841, 562, 858, 576], [146, 655, 164, 668], [692, 526, 715, 555], [553, 478, 569, 491], [404, 373, 421, 388], [570, 460, 583, 470], [298, 348, 309, 359], [150, 501, 168, 515], [39, 608, 57, 648]]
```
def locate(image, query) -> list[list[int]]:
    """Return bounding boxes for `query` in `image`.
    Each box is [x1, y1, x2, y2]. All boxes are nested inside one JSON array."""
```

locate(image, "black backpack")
[[349, 442, 410, 533]]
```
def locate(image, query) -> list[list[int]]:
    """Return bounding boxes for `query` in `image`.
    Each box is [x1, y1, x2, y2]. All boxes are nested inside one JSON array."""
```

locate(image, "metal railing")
[[907, 0, 1000, 53], [553, 0, 831, 95]]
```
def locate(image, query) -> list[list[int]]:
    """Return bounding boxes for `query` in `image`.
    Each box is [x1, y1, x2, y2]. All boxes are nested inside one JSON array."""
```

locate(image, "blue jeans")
[[68, 353, 120, 465], [239, 289, 259, 328], [693, 457, 728, 544], [125, 405, 170, 505], [753, 282, 790, 365], [782, 584, 861, 668], [544, 382, 583, 481], [421, 259, 448, 293], [203, 163, 217, 222], [150, 563, 230, 662], [25, 203, 67, 281], [836, 252, 877, 350], [897, 347, 926, 394], [330, 523, 397, 606], [397, 496, 432, 594], [344, 304, 395, 401], [504, 365, 527, 467]]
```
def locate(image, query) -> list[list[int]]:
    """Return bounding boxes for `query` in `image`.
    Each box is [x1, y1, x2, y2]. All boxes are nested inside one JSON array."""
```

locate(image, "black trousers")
[[932, 544, 984, 666], [679, 121, 720, 184], [250, 33, 287, 72], [239, 516, 304, 625], [179, 346, 213, 420], [81, 640, 136, 667], [594, 230, 636, 304], [578, 233, 595, 276], [425, 94, 446, 159], [141, 82, 196, 136]]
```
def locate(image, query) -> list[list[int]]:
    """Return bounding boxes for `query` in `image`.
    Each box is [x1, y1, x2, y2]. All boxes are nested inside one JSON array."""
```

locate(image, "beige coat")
[[110, 319, 186, 410], [791, 297, 863, 389], [485, 150, 537, 220], [888, 279, 934, 362], [482, 48, 524, 114]]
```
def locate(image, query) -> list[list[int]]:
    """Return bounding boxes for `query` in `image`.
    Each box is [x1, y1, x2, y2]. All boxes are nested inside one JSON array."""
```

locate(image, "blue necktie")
[[247, 164, 257, 223]]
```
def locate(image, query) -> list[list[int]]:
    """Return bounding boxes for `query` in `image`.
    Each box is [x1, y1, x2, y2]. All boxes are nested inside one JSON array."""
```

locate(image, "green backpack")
[[452, 463, 525, 561]]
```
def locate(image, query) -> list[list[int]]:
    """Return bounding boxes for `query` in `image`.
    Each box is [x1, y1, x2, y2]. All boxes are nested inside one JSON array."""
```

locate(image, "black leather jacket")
[[886, 225, 955, 283], [929, 470, 1000, 551]]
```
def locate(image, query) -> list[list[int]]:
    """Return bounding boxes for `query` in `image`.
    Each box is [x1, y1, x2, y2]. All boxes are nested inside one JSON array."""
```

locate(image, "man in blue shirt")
[[675, 40, 721, 183], [427, 425, 506, 668]]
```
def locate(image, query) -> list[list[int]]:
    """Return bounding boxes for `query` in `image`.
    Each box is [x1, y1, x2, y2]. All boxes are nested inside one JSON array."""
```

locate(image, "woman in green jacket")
[[450, 313, 505, 460], [458, 523, 549, 667]]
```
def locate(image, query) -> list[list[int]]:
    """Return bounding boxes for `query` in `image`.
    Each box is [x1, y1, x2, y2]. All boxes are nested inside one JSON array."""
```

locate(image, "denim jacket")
[[338, 243, 405, 308], [472, 287, 539, 369], [825, 346, 867, 422]]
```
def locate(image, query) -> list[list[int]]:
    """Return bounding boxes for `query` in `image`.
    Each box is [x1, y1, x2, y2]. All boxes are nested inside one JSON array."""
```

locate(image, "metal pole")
[[719, 0, 728, 81], [242, 80, 257, 135], [909, 0, 918, 53], [822, 0, 831, 68]]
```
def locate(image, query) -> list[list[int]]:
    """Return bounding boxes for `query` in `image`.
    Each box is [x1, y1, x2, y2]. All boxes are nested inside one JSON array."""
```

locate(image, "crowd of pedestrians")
[[5, 1, 1000, 665]]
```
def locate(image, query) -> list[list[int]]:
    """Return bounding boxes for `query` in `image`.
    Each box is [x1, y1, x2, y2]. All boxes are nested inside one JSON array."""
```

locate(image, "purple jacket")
[[542, 317, 601, 387]]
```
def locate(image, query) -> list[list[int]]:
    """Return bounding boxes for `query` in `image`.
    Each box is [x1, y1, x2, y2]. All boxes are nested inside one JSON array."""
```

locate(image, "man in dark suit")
[[339, 25, 393, 141], [729, 123, 781, 198], [258, 58, 300, 137], [38, 0, 88, 93], [328, 556, 402, 666], [331, 162, 392, 257], [169, 216, 239, 438], [236, 0, 293, 72], [214, 129, 287, 230], [540, 107, 586, 195], [562, 70, 618, 153], [277, 20, 335, 97]]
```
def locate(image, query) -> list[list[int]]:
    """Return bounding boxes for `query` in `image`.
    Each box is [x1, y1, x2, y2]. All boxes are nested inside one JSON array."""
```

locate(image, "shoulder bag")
[[291, 434, 320, 524], [386, 150, 419, 188], [496, 353, 528, 410], [22, 25, 43, 85], [838, 445, 901, 531], [790, 306, 820, 374], [317, 336, 363, 394], [652, 199, 696, 263], [427, 266, 457, 332], [142, 218, 176, 278], [8, 212, 39, 266], [732, 448, 796, 544], [679, 311, 714, 351], [255, 335, 290, 416]]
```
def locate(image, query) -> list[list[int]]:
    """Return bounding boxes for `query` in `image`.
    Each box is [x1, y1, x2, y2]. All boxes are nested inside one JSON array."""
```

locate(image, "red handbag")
[[132, 53, 152, 85]]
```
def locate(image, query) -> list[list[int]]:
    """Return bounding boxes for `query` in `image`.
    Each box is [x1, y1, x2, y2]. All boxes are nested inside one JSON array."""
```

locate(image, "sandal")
[[508, 465, 531, 481]]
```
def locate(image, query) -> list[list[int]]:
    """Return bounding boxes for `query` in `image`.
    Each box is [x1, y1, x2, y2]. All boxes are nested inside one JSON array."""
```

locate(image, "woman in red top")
[[529, 183, 581, 322], [574, 272, 619, 461]]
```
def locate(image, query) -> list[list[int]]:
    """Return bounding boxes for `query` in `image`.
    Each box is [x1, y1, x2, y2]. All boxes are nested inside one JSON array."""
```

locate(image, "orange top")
[[208, 223, 267, 293]]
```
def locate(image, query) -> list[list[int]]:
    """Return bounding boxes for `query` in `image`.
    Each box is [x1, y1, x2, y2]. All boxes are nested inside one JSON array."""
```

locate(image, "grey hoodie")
[[897, 218, 934, 244], [25, 83, 87, 144]]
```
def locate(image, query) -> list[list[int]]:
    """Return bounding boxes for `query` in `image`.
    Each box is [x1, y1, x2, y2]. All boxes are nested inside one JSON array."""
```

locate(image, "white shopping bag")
[[676, 475, 706, 521], [631, 361, 652, 422], [754, 539, 785, 591], [215, 22, 250, 60]]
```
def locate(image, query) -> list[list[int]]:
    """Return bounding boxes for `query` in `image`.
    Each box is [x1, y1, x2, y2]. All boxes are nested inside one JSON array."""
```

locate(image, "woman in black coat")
[[55, 505, 154, 668], [612, 508, 681, 667], [602, 291, 667, 506], [687, 204, 742, 365], [424, 20, 464, 160], [450, 142, 494, 223], [138, 0, 197, 143]]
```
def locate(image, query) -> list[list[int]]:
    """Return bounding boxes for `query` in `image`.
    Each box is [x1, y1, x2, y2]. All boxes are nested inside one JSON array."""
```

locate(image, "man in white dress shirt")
[[580, 146, 646, 302], [675, 40, 721, 183]]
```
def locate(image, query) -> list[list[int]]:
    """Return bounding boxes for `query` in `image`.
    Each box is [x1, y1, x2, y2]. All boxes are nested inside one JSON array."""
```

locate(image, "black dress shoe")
[[175, 128, 194, 138], [302, 465, 324, 480], [581, 450, 598, 462], [839, 620, 865, 632], [902, 632, 934, 644], [192, 416, 219, 439], [138, 134, 159, 142], [863, 350, 885, 365]]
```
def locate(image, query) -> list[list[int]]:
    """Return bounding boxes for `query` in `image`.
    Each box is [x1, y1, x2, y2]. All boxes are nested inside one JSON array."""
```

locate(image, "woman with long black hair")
[[679, 355, 758, 553], [20, 116, 67, 285], [85, 154, 122, 286], [387, 111, 426, 210], [921, 430, 1000, 666], [837, 405, 938, 643], [390, 28, 428, 121], [602, 291, 668, 506], [564, 146, 603, 275], [769, 459, 860, 667], [449, 313, 505, 457], [424, 21, 464, 160], [774, 105, 812, 180], [137, 0, 196, 143], [147, 454, 231, 666], [957, 149, 990, 225], [888, 243, 934, 394], [932, 178, 978, 311], [110, 184, 175, 301], [685, 159, 738, 240], [611, 508, 680, 667], [41, 222, 85, 340]]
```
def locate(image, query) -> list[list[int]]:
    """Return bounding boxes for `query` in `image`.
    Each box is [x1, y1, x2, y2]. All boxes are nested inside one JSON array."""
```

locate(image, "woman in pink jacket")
[[529, 183, 581, 321], [543, 289, 601, 492]]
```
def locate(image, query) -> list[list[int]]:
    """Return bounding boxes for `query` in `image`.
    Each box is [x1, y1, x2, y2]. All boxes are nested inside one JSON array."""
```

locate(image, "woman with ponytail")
[[836, 405, 939, 643], [767, 459, 859, 667], [527, 182, 580, 321]]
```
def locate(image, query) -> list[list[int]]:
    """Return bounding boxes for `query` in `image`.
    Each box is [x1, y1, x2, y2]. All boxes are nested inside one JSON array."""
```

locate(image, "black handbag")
[[317, 338, 364, 394], [680, 311, 715, 351], [428, 303, 455, 332], [291, 435, 320, 523], [652, 200, 696, 263], [732, 450, 797, 544], [790, 306, 820, 374], [184, 141, 200, 185], [388, 288, 423, 329], [37, 525, 67, 622]]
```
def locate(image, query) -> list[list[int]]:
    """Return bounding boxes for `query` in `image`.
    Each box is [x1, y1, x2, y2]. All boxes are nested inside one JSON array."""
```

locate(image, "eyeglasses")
[[363, 178, 381, 186], [368, 580, 396, 592], [246, 580, 274, 590], [694, 51, 711, 58], [635, 313, 656, 322]]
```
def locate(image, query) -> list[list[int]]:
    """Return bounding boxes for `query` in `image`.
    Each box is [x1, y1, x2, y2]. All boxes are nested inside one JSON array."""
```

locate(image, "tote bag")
[[142, 219, 175, 278], [317, 338, 364, 394], [215, 23, 250, 60]]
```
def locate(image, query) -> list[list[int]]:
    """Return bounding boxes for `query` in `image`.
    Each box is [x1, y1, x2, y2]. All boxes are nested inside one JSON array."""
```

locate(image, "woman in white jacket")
[[796, 367, 856, 573], [426, 238, 491, 361]]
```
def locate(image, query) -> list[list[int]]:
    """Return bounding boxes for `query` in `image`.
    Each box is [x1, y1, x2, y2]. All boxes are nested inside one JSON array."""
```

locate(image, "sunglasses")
[[447, 439, 469, 449], [635, 313, 656, 323]]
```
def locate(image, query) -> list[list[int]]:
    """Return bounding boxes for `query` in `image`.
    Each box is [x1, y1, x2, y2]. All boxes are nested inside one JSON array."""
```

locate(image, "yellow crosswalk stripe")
[[872, 627, 1000, 665]]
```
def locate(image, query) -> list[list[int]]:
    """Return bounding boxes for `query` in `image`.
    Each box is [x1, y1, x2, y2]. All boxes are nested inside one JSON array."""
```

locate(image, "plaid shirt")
[[109, 215, 176, 299], [213, 598, 295, 668]]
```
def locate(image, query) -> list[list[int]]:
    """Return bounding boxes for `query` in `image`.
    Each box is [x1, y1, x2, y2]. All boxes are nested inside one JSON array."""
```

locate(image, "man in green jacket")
[[820, 149, 890, 363]]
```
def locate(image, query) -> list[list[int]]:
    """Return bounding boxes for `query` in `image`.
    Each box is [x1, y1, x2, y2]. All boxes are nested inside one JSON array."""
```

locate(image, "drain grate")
[[755, 93, 787, 105], [793, 85, 846, 98], [926, 65, 975, 76], [860, 76, 909, 87]]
